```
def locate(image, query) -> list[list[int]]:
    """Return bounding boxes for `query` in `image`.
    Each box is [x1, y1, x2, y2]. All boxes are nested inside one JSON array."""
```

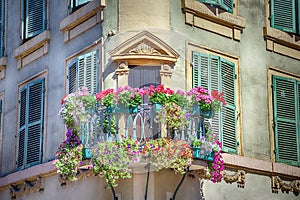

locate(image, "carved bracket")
[[115, 62, 129, 76], [272, 176, 300, 195], [222, 170, 246, 188], [9, 176, 44, 200]]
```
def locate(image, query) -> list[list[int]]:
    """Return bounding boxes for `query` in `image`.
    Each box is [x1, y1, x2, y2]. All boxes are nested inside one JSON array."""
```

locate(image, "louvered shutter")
[[25, 0, 47, 39], [69, 0, 91, 13], [273, 76, 299, 166], [76, 0, 90, 7], [0, 0, 4, 57], [220, 0, 234, 13], [27, 80, 44, 167], [77, 51, 98, 94], [220, 59, 237, 154], [198, 0, 234, 13], [270, 0, 296, 33], [192, 51, 200, 88], [17, 88, 27, 169], [68, 59, 78, 94], [17, 79, 44, 170]]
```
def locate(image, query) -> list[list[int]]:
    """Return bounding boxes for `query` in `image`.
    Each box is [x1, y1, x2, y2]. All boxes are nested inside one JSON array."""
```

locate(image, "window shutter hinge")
[[274, 149, 278, 155], [234, 74, 237, 79], [236, 141, 239, 146], [269, 15, 273, 21], [233, 3, 235, 8]]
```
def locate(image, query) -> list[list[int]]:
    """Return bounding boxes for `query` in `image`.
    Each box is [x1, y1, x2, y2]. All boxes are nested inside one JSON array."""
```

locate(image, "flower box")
[[191, 147, 214, 161], [153, 103, 162, 111], [192, 105, 214, 118], [83, 147, 92, 159], [106, 105, 138, 114]]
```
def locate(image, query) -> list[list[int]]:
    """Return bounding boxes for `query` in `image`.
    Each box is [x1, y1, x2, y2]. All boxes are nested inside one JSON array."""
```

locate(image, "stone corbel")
[[222, 170, 246, 188], [10, 176, 44, 200], [189, 168, 211, 180], [115, 62, 129, 76], [272, 176, 300, 195], [159, 64, 172, 78]]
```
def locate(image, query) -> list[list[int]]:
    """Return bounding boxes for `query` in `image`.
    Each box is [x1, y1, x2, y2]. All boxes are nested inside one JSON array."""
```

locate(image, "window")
[[22, 0, 47, 40], [0, 0, 4, 57], [192, 52, 238, 154], [17, 79, 45, 170], [198, 0, 234, 13], [69, 0, 91, 14], [272, 75, 300, 166], [270, 0, 299, 34], [68, 50, 98, 94]]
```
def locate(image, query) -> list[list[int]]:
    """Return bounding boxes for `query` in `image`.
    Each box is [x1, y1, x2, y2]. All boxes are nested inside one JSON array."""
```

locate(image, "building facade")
[[0, 0, 299, 199]]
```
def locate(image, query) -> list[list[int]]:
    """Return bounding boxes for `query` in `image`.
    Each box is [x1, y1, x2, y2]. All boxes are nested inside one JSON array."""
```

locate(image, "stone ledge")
[[223, 153, 300, 179], [14, 30, 50, 69], [0, 162, 56, 190], [263, 26, 300, 60], [182, 0, 246, 40], [60, 0, 105, 43]]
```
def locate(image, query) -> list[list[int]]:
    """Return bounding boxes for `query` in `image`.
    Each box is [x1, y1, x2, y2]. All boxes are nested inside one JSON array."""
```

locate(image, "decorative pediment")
[[110, 31, 179, 65]]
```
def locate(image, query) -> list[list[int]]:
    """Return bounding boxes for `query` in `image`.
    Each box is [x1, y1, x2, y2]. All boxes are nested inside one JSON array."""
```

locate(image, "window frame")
[[21, 0, 47, 41], [65, 45, 100, 95], [16, 72, 47, 171], [186, 42, 242, 155], [68, 0, 91, 14], [268, 67, 300, 166], [198, 0, 234, 13]]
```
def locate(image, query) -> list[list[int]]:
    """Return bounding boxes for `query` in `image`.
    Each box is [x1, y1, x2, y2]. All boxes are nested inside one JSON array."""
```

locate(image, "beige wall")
[[119, 0, 169, 32]]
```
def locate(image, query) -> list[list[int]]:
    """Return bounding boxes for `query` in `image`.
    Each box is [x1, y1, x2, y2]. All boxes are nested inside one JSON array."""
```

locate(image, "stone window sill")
[[263, 26, 300, 60], [60, 0, 105, 43], [182, 0, 246, 41], [0, 57, 7, 79], [14, 30, 50, 69]]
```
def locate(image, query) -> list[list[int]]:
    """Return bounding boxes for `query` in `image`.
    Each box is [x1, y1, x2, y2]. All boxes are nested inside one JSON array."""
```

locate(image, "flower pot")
[[83, 147, 92, 159], [191, 147, 214, 161], [153, 103, 162, 111], [192, 105, 214, 118], [106, 105, 138, 114]]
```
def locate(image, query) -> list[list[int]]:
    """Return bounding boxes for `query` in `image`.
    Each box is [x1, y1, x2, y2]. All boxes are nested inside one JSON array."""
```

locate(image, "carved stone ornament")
[[129, 43, 161, 55], [189, 168, 211, 180], [272, 176, 300, 195], [9, 176, 44, 200], [222, 170, 246, 188], [116, 62, 129, 76], [199, 178, 206, 200], [160, 64, 172, 78]]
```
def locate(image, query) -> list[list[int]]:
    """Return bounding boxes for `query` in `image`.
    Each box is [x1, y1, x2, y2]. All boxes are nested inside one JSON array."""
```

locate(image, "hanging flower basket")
[[82, 147, 92, 159]]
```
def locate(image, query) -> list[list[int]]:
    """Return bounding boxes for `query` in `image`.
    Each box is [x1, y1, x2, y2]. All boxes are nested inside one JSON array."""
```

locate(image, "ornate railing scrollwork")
[[272, 176, 300, 195], [9, 176, 44, 200], [222, 170, 246, 188]]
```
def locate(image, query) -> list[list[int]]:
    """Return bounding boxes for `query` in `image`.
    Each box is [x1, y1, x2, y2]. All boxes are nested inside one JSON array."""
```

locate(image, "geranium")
[[116, 86, 145, 108], [148, 84, 174, 105], [95, 88, 116, 107], [168, 90, 188, 108], [59, 87, 97, 130]]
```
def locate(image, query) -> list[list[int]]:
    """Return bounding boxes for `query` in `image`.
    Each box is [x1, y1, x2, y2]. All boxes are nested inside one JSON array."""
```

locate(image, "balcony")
[[56, 85, 225, 199]]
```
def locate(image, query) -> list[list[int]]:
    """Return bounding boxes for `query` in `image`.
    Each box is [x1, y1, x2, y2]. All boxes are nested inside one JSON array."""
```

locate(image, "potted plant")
[[91, 137, 140, 187], [59, 87, 97, 130], [147, 84, 174, 110], [115, 86, 144, 113], [187, 86, 226, 118], [54, 129, 83, 182]]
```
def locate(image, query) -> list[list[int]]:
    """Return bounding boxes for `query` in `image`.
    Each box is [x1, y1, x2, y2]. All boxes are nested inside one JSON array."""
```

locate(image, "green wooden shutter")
[[77, 51, 98, 94], [17, 88, 27, 169], [68, 58, 78, 94], [273, 76, 299, 166], [192, 51, 200, 88], [220, 58, 237, 154], [198, 0, 233, 13], [25, 0, 47, 39], [17, 79, 44, 170], [69, 0, 91, 13], [0, 0, 4, 57], [26, 79, 44, 167], [270, 0, 296, 33]]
